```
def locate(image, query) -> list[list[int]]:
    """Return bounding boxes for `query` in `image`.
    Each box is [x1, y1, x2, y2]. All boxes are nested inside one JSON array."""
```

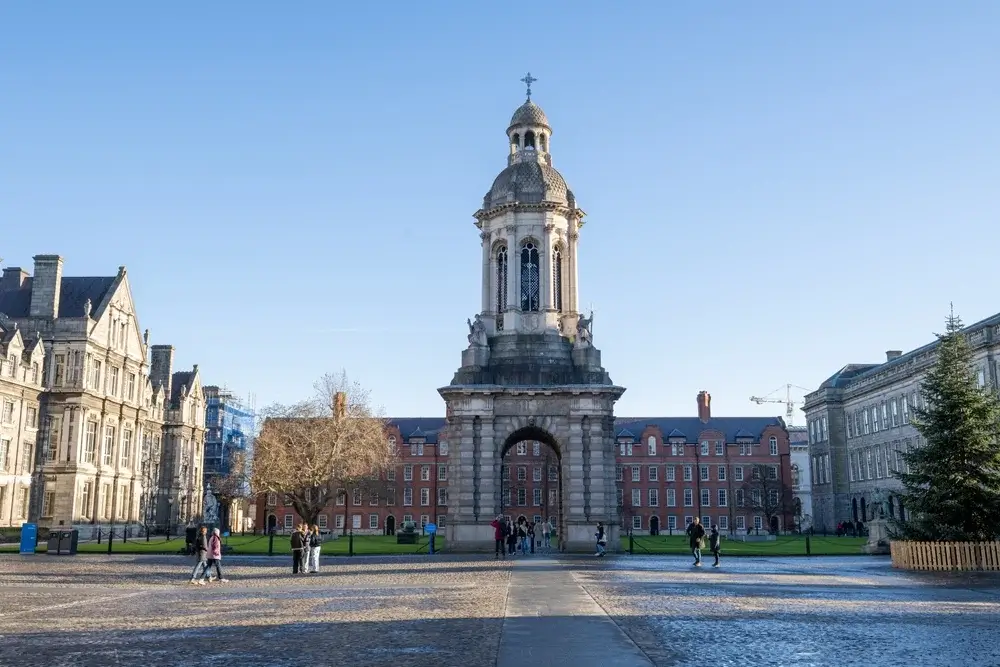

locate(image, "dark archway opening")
[[385, 515, 395, 536], [860, 497, 868, 522], [852, 497, 858, 522], [649, 515, 660, 536], [499, 425, 563, 553], [266, 514, 277, 533]]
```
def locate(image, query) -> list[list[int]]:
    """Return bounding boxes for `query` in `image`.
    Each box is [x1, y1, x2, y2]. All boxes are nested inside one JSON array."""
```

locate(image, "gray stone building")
[[0, 256, 205, 535], [803, 312, 1000, 532], [0, 318, 45, 526]]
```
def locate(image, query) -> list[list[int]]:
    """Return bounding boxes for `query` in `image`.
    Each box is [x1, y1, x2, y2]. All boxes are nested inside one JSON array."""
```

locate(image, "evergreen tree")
[[894, 311, 1000, 541]]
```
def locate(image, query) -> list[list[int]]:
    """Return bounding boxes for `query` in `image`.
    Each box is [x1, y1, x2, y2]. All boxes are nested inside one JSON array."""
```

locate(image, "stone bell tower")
[[439, 74, 625, 552]]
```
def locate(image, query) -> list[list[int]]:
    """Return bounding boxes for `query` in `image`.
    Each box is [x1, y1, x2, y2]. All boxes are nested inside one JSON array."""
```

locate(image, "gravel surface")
[[1, 553, 997, 667]]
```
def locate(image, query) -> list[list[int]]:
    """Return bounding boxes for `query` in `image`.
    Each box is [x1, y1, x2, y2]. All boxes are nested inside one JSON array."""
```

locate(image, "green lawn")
[[623, 534, 867, 556], [0, 534, 443, 556]]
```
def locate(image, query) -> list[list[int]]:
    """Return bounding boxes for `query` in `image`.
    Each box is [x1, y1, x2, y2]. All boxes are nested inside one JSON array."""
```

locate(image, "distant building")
[[803, 312, 1000, 532], [0, 255, 206, 534], [254, 392, 796, 537], [203, 386, 255, 531], [787, 426, 812, 530]]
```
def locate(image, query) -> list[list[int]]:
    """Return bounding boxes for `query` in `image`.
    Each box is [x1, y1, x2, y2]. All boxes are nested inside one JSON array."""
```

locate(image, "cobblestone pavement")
[[1, 554, 998, 666], [576, 555, 1000, 666]]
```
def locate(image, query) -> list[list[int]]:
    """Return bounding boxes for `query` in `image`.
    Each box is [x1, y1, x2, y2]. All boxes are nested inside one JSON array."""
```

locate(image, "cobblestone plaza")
[[1, 554, 998, 666]]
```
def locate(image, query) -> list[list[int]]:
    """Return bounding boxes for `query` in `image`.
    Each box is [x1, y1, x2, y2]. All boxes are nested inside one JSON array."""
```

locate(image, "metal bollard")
[[629, 532, 634, 555], [268, 532, 274, 556], [805, 535, 811, 556], [107, 529, 113, 554], [349, 530, 354, 557]]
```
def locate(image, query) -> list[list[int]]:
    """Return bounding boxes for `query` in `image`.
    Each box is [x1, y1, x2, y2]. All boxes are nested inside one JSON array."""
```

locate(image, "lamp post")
[[167, 497, 174, 539]]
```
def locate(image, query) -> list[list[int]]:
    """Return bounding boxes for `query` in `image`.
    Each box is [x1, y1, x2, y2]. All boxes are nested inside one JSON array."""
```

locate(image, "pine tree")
[[894, 311, 1000, 541]]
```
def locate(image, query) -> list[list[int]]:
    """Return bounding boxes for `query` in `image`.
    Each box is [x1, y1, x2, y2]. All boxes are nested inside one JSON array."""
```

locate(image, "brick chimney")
[[1, 267, 29, 290], [149, 344, 174, 394], [334, 391, 347, 421], [697, 391, 711, 423], [885, 350, 902, 362], [28, 255, 63, 318]]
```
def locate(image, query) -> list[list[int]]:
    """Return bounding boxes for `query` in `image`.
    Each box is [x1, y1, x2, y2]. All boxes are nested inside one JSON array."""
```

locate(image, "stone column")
[[477, 417, 496, 518], [568, 223, 580, 314], [506, 225, 519, 313], [564, 417, 588, 548], [456, 417, 476, 522], [480, 231, 491, 314], [541, 223, 554, 311]]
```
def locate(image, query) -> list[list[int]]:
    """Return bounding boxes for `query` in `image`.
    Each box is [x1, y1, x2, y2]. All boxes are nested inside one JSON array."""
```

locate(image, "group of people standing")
[[290, 523, 323, 574], [189, 525, 227, 585], [491, 515, 553, 558]]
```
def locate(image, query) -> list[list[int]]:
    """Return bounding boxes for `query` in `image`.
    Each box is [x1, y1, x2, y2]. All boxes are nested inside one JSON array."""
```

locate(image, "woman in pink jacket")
[[203, 528, 228, 583]]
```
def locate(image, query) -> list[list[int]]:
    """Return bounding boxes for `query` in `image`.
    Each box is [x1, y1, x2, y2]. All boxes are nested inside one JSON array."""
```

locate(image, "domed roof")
[[508, 100, 550, 130], [483, 159, 573, 210]]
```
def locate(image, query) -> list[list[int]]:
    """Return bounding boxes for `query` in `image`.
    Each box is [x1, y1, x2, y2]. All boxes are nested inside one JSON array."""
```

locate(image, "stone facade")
[[0, 318, 45, 526], [0, 256, 206, 534], [803, 312, 1000, 532], [787, 426, 813, 530]]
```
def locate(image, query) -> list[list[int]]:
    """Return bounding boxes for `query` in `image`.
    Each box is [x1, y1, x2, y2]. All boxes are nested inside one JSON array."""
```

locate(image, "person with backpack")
[[491, 515, 506, 560], [686, 517, 706, 567], [188, 525, 210, 585]]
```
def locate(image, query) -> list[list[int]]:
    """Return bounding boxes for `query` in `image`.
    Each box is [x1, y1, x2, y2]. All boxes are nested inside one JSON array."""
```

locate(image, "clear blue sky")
[[2, 2, 998, 420]]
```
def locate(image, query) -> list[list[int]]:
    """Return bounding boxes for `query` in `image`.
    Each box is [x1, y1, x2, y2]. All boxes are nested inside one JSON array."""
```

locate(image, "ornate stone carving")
[[467, 314, 488, 347], [524, 313, 539, 332], [575, 311, 593, 348]]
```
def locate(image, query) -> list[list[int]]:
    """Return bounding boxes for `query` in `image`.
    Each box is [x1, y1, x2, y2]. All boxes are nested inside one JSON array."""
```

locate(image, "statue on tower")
[[467, 314, 488, 347], [575, 311, 594, 348]]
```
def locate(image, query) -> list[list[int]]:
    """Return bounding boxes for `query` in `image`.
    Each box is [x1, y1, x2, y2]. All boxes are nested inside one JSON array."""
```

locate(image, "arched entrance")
[[499, 425, 564, 552], [385, 515, 396, 536], [649, 515, 660, 536], [769, 515, 780, 534], [266, 514, 277, 533]]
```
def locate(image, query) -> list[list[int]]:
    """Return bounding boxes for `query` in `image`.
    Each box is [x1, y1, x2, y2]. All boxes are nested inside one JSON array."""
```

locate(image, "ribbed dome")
[[508, 101, 550, 130], [483, 159, 572, 210]]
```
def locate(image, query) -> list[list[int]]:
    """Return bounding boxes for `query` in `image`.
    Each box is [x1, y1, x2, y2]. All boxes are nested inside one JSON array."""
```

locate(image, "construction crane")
[[750, 384, 810, 425]]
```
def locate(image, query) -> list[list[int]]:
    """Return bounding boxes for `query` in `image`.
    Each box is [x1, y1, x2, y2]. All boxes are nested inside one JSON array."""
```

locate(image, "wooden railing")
[[891, 540, 1000, 571]]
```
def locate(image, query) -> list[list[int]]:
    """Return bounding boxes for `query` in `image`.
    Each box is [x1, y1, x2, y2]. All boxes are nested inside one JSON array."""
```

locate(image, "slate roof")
[[0, 276, 117, 319], [386, 416, 785, 444], [814, 311, 1000, 393]]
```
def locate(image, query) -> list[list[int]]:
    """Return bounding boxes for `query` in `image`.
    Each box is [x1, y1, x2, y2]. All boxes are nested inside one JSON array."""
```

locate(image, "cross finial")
[[521, 72, 537, 101]]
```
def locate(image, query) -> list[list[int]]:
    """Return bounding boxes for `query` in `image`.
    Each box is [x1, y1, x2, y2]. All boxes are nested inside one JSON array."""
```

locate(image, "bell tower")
[[439, 75, 625, 552]]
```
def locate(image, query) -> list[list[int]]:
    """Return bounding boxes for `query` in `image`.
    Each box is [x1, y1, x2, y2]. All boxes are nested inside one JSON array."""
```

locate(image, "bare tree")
[[210, 450, 253, 532], [252, 372, 394, 526], [741, 463, 794, 534]]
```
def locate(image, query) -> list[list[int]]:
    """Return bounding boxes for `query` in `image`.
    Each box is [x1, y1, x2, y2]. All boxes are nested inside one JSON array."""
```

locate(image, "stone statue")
[[83, 299, 92, 319], [467, 314, 488, 347], [203, 486, 219, 526], [870, 488, 888, 520], [575, 312, 594, 348]]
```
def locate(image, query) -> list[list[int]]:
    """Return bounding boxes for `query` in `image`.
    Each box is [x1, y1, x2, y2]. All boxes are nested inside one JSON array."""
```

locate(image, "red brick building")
[[255, 392, 794, 536]]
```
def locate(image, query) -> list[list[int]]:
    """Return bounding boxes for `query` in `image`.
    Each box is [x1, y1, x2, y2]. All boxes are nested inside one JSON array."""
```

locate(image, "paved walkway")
[[498, 558, 652, 666]]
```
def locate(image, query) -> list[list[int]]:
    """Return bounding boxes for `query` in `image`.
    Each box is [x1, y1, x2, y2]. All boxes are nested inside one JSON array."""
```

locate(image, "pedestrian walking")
[[204, 527, 228, 583], [528, 520, 536, 554], [307, 524, 323, 573], [686, 517, 706, 566], [709, 524, 721, 568], [188, 525, 210, 585], [506, 518, 517, 556], [491, 515, 506, 560], [290, 524, 307, 574], [595, 522, 607, 557], [542, 519, 552, 552]]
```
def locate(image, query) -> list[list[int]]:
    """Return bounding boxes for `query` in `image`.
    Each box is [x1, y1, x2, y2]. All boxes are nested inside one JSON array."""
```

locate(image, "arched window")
[[512, 133, 520, 147], [647, 436, 656, 456], [524, 131, 536, 149], [769, 436, 778, 455], [552, 245, 563, 312], [520, 242, 540, 312], [496, 246, 508, 328], [387, 436, 396, 453]]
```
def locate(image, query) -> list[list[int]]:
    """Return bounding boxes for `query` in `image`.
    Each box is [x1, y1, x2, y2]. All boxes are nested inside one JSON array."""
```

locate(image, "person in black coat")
[[290, 524, 307, 574], [686, 517, 706, 567], [188, 525, 210, 585], [709, 524, 722, 568]]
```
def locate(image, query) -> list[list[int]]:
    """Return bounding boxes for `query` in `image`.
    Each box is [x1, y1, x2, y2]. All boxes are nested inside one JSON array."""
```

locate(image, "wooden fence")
[[890, 540, 1000, 571]]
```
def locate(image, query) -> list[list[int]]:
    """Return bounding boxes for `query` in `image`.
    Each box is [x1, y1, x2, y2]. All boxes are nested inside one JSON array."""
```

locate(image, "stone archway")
[[438, 388, 623, 552], [499, 425, 565, 551]]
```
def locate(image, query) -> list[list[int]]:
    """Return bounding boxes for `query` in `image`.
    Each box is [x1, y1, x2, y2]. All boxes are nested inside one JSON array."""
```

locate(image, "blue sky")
[[2, 2, 998, 420]]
